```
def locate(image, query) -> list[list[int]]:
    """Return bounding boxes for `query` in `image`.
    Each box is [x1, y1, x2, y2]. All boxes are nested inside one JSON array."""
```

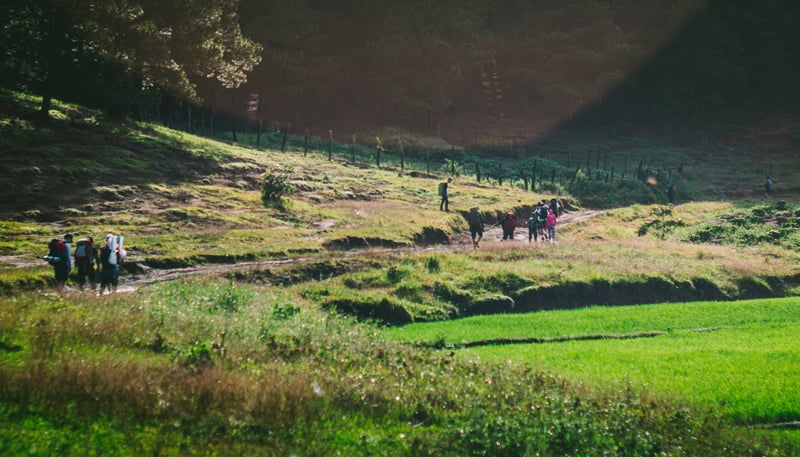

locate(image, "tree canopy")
[[1, 0, 261, 118], [2, 0, 798, 133]]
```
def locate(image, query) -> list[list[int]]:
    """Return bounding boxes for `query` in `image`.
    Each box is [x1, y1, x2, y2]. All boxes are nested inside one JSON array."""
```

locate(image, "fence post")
[[400, 141, 405, 173], [475, 162, 481, 182], [531, 160, 538, 192], [351, 134, 356, 164], [303, 129, 308, 157], [280, 128, 288, 152], [256, 119, 262, 149], [426, 150, 430, 174], [328, 130, 333, 161], [499, 163, 503, 186]]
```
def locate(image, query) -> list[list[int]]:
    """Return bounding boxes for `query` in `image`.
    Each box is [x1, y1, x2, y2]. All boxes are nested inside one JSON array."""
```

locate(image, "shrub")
[[261, 170, 293, 207], [425, 256, 441, 273]]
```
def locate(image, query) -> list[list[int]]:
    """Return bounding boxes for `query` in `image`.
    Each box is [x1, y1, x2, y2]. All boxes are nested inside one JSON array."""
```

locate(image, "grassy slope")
[[2, 92, 800, 454], [0, 91, 557, 287]]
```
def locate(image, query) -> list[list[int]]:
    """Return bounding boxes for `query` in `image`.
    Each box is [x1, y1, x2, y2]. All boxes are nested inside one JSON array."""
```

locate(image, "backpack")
[[74, 238, 91, 259], [438, 182, 447, 197], [45, 239, 66, 265], [538, 206, 548, 221], [467, 207, 482, 226], [528, 217, 536, 229], [100, 245, 113, 267]]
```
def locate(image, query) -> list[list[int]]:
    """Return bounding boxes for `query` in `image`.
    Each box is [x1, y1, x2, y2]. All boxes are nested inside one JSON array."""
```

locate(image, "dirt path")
[[118, 209, 603, 290]]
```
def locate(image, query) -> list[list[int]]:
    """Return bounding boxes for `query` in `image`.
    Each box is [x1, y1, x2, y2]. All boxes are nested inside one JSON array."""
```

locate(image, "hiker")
[[74, 236, 98, 290], [549, 198, 560, 218], [99, 234, 126, 295], [527, 212, 538, 242], [438, 177, 452, 211], [764, 176, 773, 198], [546, 208, 557, 242], [666, 184, 677, 204], [44, 234, 71, 289], [499, 211, 517, 240], [467, 206, 484, 247], [537, 201, 549, 241]]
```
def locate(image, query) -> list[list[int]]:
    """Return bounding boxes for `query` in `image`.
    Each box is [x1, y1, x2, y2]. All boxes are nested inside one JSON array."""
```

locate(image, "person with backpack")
[[498, 211, 517, 240], [99, 234, 126, 295], [550, 198, 560, 218], [764, 176, 773, 198], [73, 236, 98, 290], [537, 201, 549, 241], [438, 177, 452, 211], [666, 184, 677, 204], [467, 206, 484, 248], [44, 234, 71, 289]]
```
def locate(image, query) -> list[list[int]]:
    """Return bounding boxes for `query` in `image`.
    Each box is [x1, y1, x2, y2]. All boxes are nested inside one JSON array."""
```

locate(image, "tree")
[[1, 0, 261, 119]]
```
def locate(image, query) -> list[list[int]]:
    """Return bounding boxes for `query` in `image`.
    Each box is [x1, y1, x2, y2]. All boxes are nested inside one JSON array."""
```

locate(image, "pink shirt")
[[546, 210, 556, 228]]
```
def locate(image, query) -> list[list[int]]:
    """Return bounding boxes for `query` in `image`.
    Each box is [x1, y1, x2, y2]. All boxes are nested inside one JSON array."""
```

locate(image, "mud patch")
[[323, 237, 409, 250], [413, 226, 450, 245], [417, 327, 723, 349]]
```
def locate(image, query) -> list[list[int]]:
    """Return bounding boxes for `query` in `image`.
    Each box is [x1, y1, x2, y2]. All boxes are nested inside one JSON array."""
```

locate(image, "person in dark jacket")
[[499, 212, 517, 240]]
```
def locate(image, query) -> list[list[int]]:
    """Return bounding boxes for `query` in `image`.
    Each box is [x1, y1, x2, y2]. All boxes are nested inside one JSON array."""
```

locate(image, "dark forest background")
[[2, 0, 798, 144]]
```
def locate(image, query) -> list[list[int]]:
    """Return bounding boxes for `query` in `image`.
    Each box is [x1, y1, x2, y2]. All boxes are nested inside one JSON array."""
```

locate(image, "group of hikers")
[[441, 177, 561, 248], [466, 199, 560, 248], [44, 233, 126, 293]]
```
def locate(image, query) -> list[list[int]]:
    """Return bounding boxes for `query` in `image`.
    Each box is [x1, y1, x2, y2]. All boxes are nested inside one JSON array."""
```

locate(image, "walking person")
[[499, 211, 517, 240], [666, 184, 677, 204], [537, 201, 549, 242], [467, 206, 484, 248], [546, 208, 557, 242], [44, 235, 71, 290], [527, 212, 538, 242], [99, 234, 125, 295], [438, 177, 452, 211], [764, 176, 773, 199], [550, 198, 560, 218], [73, 236, 98, 290]]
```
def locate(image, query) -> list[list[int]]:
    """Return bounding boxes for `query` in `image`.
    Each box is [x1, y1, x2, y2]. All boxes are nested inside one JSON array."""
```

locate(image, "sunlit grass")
[[386, 297, 800, 424]]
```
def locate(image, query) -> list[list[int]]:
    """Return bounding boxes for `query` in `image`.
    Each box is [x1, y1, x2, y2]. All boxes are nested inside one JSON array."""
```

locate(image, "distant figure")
[[44, 234, 71, 289], [438, 177, 452, 211], [527, 213, 538, 242], [537, 201, 549, 241], [499, 212, 517, 240], [764, 176, 773, 198], [467, 207, 484, 248], [74, 236, 98, 290], [666, 184, 677, 204], [546, 208, 557, 242], [550, 198, 560, 218], [99, 234, 126, 295]]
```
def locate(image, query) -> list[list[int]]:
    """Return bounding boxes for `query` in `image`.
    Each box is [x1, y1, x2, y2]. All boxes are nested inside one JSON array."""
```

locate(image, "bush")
[[261, 170, 293, 207]]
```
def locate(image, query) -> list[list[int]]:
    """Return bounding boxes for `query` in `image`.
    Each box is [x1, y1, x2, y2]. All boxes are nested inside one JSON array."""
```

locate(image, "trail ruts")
[[119, 209, 602, 290]]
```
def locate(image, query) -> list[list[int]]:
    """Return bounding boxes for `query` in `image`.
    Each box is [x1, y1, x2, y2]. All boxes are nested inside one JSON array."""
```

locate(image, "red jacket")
[[502, 213, 516, 231]]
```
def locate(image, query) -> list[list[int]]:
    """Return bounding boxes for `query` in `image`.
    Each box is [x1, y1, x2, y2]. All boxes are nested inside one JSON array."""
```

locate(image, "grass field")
[[386, 298, 800, 426]]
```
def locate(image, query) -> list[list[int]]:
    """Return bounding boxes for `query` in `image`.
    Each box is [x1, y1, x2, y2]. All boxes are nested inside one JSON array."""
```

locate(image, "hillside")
[[2, 93, 800, 456], [2, 92, 800, 307]]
